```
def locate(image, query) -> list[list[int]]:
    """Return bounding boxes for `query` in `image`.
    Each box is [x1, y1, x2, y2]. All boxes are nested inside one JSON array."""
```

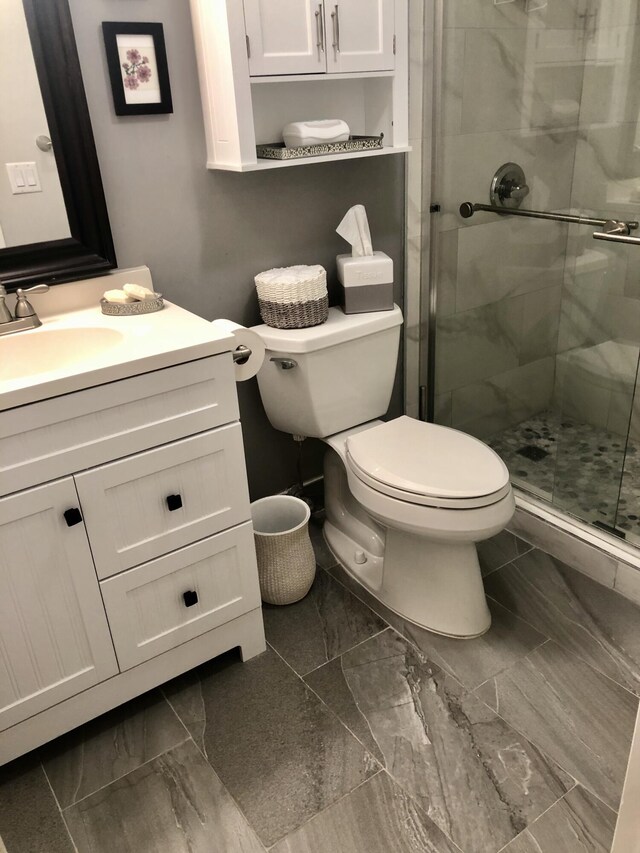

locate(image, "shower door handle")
[[593, 220, 640, 245]]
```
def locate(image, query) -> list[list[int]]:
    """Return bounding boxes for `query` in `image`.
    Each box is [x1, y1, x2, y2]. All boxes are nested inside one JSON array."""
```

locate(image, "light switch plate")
[[6, 162, 42, 194]]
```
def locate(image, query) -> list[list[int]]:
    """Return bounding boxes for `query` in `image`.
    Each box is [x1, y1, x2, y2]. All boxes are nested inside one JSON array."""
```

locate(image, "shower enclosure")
[[410, 0, 640, 549]]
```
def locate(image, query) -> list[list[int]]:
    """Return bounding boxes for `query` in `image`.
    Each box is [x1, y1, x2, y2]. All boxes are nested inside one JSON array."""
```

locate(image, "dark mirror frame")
[[0, 0, 116, 292]]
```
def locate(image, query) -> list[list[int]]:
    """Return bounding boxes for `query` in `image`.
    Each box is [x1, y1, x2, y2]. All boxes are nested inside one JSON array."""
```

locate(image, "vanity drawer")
[[76, 424, 251, 579], [1, 355, 238, 498], [100, 522, 260, 670]]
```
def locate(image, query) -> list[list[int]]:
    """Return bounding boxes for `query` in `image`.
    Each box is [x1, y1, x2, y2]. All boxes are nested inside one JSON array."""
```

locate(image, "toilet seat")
[[345, 416, 511, 509]]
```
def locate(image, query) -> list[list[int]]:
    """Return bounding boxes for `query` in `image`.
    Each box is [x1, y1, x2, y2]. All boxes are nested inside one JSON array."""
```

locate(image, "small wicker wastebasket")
[[251, 495, 316, 605]]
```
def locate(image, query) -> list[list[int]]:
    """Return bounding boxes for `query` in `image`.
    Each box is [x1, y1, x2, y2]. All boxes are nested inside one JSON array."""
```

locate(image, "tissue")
[[336, 205, 373, 258]]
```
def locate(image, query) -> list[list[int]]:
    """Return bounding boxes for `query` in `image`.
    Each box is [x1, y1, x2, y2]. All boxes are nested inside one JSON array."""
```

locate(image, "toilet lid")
[[346, 416, 510, 501]]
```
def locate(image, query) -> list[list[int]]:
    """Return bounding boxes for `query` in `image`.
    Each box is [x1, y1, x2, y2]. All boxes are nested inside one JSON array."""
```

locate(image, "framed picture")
[[102, 22, 173, 116]]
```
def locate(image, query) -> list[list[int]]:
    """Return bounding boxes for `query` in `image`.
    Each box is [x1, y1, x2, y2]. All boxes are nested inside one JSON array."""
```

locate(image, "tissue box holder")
[[337, 252, 394, 314], [255, 267, 328, 329]]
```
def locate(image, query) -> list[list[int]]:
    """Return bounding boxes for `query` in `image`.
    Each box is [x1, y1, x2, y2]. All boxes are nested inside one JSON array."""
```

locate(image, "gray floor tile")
[[476, 641, 638, 810], [41, 690, 188, 808], [164, 648, 377, 847], [401, 598, 547, 690], [271, 771, 463, 853], [263, 570, 387, 676], [0, 756, 74, 853], [306, 630, 573, 853], [304, 650, 386, 764], [328, 559, 547, 691], [484, 550, 640, 695], [501, 786, 617, 853], [64, 739, 264, 853], [477, 530, 533, 577]]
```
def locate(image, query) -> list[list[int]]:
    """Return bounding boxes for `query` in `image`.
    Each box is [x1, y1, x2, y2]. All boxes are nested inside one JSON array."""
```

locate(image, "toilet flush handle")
[[270, 357, 297, 370]]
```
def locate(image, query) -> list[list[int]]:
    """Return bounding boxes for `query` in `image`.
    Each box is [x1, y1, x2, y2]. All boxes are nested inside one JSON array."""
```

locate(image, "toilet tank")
[[252, 305, 402, 438]]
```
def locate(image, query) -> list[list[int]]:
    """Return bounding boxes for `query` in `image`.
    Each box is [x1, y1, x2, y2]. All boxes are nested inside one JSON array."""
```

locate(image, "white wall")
[[0, 1, 70, 247]]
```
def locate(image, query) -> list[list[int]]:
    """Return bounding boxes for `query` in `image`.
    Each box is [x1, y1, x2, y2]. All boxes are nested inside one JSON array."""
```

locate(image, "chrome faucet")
[[0, 283, 50, 337]]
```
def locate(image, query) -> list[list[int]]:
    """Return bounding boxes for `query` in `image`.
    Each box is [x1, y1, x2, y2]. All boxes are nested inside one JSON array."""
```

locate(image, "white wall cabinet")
[[0, 353, 265, 765], [244, 0, 395, 77], [190, 0, 408, 171]]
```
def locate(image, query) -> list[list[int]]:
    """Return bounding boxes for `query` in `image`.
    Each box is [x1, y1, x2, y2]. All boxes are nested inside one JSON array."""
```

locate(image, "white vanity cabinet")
[[190, 0, 408, 171], [0, 350, 265, 765], [244, 0, 395, 76]]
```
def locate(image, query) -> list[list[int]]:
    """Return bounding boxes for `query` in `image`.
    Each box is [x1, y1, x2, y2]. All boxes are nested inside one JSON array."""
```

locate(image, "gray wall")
[[68, 0, 405, 499]]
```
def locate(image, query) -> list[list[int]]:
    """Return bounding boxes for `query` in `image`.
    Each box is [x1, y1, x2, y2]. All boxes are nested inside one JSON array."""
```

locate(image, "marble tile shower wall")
[[431, 1, 590, 439]]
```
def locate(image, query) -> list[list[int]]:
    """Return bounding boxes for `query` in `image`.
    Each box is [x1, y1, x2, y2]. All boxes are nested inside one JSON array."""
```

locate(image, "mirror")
[[0, 0, 116, 291]]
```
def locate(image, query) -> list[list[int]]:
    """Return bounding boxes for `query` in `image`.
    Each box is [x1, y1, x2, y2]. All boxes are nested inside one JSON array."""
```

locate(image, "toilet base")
[[324, 520, 491, 639]]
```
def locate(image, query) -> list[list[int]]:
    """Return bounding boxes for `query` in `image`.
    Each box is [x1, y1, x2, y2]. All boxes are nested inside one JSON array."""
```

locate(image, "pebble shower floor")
[[488, 410, 640, 542]]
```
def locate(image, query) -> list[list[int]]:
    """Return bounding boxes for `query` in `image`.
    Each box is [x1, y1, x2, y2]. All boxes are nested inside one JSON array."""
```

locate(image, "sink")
[[0, 269, 237, 412], [0, 327, 124, 381]]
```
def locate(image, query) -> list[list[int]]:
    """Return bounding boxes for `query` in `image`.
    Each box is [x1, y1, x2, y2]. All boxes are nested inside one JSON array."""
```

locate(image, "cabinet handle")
[[315, 5, 324, 57], [63, 507, 83, 527], [331, 5, 340, 56], [183, 590, 198, 608], [166, 494, 183, 512]]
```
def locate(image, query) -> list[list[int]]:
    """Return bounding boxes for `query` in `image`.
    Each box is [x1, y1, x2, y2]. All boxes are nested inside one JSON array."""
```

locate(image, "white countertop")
[[0, 266, 235, 412]]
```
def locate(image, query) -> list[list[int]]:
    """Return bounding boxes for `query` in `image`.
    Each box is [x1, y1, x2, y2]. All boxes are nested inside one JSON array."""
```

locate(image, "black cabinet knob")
[[183, 590, 198, 608], [63, 507, 83, 527], [166, 494, 183, 511]]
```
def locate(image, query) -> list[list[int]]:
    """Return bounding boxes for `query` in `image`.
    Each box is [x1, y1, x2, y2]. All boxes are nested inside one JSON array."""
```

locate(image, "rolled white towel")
[[283, 120, 350, 148]]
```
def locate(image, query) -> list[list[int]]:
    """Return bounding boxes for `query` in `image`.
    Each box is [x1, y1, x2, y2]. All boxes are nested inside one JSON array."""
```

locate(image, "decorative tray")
[[100, 294, 164, 316], [256, 134, 384, 161]]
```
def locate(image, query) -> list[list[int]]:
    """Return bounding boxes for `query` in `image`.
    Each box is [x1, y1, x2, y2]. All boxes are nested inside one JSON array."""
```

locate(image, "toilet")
[[252, 305, 514, 638]]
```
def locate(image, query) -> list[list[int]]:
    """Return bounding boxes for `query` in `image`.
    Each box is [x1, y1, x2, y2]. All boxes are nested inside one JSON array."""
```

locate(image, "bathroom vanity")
[[0, 268, 265, 765]]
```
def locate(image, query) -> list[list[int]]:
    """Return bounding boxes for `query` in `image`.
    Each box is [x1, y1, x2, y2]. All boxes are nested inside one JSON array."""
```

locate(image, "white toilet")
[[252, 305, 514, 638]]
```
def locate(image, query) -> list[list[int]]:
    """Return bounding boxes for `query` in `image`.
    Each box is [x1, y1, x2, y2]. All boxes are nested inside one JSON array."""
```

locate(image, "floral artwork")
[[116, 36, 161, 104], [122, 49, 152, 91], [102, 23, 173, 115]]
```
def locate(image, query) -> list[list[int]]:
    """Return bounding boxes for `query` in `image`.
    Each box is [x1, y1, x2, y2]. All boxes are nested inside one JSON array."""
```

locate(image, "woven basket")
[[255, 265, 328, 329], [251, 495, 316, 605]]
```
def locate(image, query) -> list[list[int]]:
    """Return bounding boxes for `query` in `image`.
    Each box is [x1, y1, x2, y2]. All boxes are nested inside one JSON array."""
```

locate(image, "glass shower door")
[[428, 0, 640, 542], [551, 0, 640, 539]]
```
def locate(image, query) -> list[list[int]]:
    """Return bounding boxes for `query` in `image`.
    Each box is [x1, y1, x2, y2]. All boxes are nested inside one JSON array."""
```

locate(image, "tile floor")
[[1, 523, 639, 853], [488, 410, 640, 542]]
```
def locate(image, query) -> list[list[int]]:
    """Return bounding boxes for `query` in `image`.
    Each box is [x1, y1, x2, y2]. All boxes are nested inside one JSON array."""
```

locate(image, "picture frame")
[[102, 22, 173, 116]]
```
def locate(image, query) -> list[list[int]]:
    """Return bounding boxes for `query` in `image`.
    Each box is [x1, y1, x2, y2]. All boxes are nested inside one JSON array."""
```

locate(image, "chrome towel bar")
[[459, 201, 638, 234]]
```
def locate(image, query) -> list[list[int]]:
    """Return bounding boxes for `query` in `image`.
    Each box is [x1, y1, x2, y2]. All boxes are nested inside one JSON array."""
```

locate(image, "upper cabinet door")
[[325, 0, 395, 73], [0, 479, 118, 732], [244, 0, 326, 76]]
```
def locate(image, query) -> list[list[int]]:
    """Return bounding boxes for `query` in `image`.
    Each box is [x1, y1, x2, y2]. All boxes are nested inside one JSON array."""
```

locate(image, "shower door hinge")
[[393, 34, 396, 55], [246, 35, 251, 58], [430, 203, 441, 213]]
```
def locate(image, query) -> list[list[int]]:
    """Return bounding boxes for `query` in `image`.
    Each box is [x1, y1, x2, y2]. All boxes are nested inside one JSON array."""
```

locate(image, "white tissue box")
[[337, 251, 394, 314]]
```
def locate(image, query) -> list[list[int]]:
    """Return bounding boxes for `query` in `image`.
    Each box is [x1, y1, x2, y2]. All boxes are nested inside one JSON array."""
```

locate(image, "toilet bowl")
[[251, 305, 514, 638], [323, 417, 514, 637]]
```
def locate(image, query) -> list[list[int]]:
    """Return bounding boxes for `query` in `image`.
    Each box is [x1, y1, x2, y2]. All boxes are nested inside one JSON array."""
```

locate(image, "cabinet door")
[[244, 0, 326, 76], [325, 0, 395, 73], [0, 480, 118, 732]]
